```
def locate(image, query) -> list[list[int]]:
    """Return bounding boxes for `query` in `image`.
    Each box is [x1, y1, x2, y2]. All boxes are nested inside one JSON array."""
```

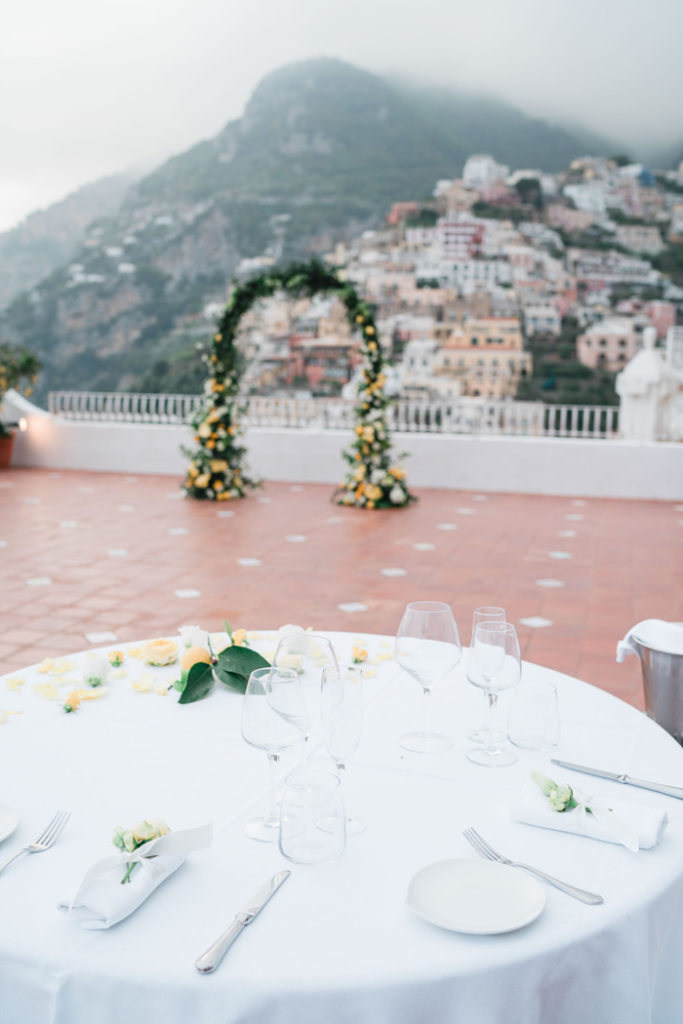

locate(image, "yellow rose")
[[210, 459, 228, 473], [232, 628, 247, 646], [142, 638, 178, 666], [352, 646, 368, 663], [194, 474, 210, 488], [198, 422, 212, 438], [214, 481, 224, 492], [108, 650, 125, 667]]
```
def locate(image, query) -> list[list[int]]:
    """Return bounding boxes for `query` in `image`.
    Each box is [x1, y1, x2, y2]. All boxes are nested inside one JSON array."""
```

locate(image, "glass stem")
[[485, 692, 499, 754], [422, 686, 431, 737], [264, 752, 280, 827]]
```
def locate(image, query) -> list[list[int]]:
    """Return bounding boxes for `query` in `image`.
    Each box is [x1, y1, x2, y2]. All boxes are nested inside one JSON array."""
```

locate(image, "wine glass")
[[394, 601, 462, 754], [466, 605, 506, 743], [321, 664, 365, 834], [273, 632, 338, 747], [466, 621, 521, 767], [241, 666, 310, 841]]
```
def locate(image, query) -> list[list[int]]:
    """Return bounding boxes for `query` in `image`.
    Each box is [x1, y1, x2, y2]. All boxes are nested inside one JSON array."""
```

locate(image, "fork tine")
[[467, 827, 501, 861], [463, 827, 500, 862], [463, 828, 492, 860], [38, 810, 70, 848], [33, 811, 63, 846]]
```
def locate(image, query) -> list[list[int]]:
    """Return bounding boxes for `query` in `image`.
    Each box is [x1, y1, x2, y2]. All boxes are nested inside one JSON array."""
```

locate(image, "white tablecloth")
[[1, 630, 683, 1024]]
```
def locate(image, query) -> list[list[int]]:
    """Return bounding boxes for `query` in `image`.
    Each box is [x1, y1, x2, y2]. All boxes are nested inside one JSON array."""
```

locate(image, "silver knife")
[[550, 758, 683, 800], [195, 870, 291, 974]]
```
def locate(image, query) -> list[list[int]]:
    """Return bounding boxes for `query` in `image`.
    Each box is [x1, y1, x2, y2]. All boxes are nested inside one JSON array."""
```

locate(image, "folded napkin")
[[58, 823, 212, 929], [617, 619, 683, 661], [511, 782, 667, 852]]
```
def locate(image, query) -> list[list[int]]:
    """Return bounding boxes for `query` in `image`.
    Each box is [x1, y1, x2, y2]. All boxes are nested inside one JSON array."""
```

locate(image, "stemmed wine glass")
[[395, 601, 462, 754], [466, 621, 521, 767], [241, 666, 310, 841], [321, 664, 365, 834], [273, 633, 338, 748], [467, 606, 506, 743]]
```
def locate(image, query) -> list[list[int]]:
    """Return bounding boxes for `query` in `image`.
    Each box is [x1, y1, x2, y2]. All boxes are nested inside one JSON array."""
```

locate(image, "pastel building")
[[434, 317, 532, 398], [463, 155, 510, 189], [577, 317, 649, 372]]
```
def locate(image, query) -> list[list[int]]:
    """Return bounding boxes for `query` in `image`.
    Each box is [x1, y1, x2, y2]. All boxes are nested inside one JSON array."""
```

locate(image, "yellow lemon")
[[180, 645, 211, 672]]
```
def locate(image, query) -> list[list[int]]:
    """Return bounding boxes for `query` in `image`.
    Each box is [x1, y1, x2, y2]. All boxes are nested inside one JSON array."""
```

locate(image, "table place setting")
[[2, 611, 683, 1024]]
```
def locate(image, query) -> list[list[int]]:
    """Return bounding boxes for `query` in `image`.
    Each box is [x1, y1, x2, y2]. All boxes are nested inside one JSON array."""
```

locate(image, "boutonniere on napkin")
[[510, 772, 668, 852], [59, 820, 212, 929]]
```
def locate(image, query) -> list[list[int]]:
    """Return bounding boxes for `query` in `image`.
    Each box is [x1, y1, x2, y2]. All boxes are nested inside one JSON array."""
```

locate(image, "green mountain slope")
[[0, 173, 136, 309], [0, 58, 618, 400]]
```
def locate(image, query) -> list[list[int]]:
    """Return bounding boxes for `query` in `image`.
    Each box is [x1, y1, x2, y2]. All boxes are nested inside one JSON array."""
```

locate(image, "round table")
[[1, 630, 683, 1024]]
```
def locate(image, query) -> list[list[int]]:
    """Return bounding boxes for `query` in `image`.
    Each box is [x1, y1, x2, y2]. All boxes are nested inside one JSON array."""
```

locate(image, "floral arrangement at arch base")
[[183, 258, 415, 509]]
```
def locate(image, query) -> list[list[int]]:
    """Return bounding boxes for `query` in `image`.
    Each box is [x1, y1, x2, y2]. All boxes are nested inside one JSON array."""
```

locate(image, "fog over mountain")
[[1, 0, 681, 232]]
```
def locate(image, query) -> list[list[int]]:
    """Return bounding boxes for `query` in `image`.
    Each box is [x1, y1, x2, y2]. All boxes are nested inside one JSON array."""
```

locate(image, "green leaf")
[[212, 645, 271, 693], [213, 663, 249, 694], [178, 661, 215, 704], [217, 645, 270, 676]]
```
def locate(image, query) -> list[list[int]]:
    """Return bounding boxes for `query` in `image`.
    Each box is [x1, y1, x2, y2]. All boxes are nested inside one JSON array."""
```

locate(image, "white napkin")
[[617, 619, 683, 661], [511, 782, 667, 851], [58, 823, 212, 929]]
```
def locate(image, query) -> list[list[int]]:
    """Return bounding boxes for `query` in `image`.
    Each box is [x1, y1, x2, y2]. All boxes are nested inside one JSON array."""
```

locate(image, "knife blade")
[[550, 758, 683, 800], [195, 870, 291, 974]]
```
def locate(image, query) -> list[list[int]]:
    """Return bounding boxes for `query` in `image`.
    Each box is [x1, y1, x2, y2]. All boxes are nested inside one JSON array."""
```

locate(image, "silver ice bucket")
[[618, 620, 683, 744]]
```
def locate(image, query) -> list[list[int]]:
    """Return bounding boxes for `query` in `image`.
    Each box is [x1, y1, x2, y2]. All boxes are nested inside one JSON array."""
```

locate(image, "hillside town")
[[230, 154, 683, 403]]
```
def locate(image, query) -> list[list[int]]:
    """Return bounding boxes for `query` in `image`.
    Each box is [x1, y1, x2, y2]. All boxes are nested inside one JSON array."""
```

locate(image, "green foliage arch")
[[184, 259, 414, 509]]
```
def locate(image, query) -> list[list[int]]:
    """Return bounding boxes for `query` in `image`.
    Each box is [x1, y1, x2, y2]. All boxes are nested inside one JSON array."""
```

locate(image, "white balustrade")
[[46, 391, 619, 439]]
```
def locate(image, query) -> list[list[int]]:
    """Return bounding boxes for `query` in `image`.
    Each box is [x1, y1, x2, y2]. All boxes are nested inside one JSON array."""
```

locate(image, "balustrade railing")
[[47, 391, 620, 439]]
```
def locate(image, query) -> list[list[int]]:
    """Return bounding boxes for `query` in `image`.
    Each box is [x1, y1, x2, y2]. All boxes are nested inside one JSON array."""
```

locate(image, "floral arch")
[[184, 259, 414, 509]]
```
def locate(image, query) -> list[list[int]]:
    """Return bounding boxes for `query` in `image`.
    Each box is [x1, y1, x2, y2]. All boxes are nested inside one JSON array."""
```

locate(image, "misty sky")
[[1, 0, 681, 233]]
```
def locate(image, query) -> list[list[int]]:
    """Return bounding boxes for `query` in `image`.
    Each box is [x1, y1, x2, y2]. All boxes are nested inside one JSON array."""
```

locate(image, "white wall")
[[4, 391, 682, 500]]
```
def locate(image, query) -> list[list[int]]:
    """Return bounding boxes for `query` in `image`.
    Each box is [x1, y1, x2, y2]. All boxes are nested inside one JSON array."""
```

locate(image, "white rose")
[[389, 485, 405, 505], [275, 624, 309, 654], [179, 624, 209, 649]]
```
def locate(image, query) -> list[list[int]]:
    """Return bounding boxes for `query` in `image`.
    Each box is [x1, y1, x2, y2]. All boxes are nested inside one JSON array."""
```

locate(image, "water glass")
[[508, 678, 560, 750], [279, 769, 346, 864], [467, 605, 506, 743]]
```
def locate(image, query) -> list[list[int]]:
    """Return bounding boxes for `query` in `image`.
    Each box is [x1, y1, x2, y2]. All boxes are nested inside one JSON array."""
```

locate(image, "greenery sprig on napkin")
[[531, 772, 581, 812], [112, 819, 170, 884], [175, 622, 270, 704]]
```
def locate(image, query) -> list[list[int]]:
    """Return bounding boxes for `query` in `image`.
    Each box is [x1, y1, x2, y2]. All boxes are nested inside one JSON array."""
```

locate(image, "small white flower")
[[83, 654, 110, 688], [275, 624, 309, 654], [179, 624, 209, 649], [389, 485, 405, 505]]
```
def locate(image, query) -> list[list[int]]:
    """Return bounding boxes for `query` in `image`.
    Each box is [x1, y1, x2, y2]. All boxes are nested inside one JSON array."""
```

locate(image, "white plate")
[[0, 804, 19, 843], [406, 858, 545, 935]]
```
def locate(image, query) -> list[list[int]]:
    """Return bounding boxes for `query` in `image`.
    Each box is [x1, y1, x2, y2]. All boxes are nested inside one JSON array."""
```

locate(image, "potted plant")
[[0, 342, 42, 468]]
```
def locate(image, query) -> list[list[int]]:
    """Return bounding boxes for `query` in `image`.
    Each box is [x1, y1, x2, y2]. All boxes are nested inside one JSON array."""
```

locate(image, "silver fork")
[[0, 810, 71, 877], [463, 827, 604, 905]]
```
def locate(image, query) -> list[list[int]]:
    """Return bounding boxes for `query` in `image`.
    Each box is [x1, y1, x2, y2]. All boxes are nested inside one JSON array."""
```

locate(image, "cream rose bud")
[[132, 819, 169, 844], [83, 654, 110, 688], [179, 624, 209, 649], [389, 485, 405, 505]]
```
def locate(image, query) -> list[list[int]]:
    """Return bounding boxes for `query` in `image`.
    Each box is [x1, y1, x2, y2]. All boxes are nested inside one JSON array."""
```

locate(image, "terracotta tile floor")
[[1, 468, 682, 710]]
